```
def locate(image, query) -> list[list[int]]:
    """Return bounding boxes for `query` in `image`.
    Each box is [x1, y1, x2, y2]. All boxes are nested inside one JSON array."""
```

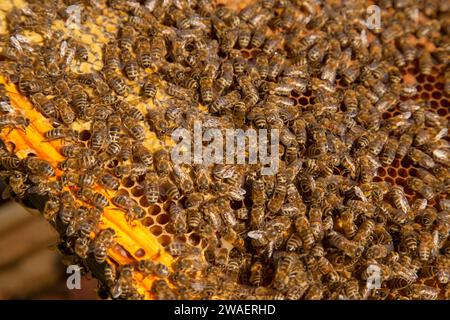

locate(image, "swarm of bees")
[[0, 0, 449, 300]]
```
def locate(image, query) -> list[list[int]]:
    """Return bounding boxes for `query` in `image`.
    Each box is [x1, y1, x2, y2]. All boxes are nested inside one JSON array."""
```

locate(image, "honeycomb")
[[0, 0, 449, 300]]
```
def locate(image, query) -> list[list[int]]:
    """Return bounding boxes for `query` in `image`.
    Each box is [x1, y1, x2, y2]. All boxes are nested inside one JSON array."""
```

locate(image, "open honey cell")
[[435, 83, 444, 90], [147, 205, 162, 216], [122, 178, 135, 188], [157, 235, 172, 247], [188, 233, 201, 246], [131, 186, 144, 197], [150, 225, 163, 237], [432, 91, 442, 99], [141, 216, 154, 227], [387, 168, 397, 177], [398, 168, 408, 178], [385, 177, 395, 185], [421, 92, 430, 100], [79, 130, 91, 141], [430, 100, 439, 108], [134, 248, 146, 258], [377, 167, 387, 177], [139, 196, 150, 208], [156, 213, 170, 225]]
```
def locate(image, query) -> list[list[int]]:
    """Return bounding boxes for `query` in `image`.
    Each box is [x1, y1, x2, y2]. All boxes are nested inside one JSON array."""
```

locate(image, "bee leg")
[[5, 127, 15, 136]]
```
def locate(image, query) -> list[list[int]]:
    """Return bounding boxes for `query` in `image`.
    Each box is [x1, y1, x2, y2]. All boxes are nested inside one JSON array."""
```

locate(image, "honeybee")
[[88, 120, 108, 151], [248, 260, 264, 287], [285, 233, 302, 252], [340, 209, 357, 239], [62, 171, 95, 188], [390, 186, 410, 214], [261, 34, 281, 57], [304, 285, 324, 300], [221, 223, 245, 252], [116, 264, 136, 299], [418, 51, 433, 75], [320, 57, 339, 83], [414, 127, 442, 147], [268, 53, 285, 81], [118, 24, 135, 51], [95, 173, 119, 191], [71, 85, 90, 120], [343, 280, 361, 300], [407, 284, 439, 300], [76, 187, 109, 209], [286, 183, 304, 210], [112, 194, 146, 222], [123, 116, 145, 141], [365, 243, 392, 259], [104, 264, 117, 287], [74, 236, 90, 259], [103, 42, 121, 72], [93, 228, 115, 264], [294, 216, 315, 250], [51, 97, 75, 124], [159, 177, 179, 200], [399, 82, 417, 97], [131, 143, 153, 166], [298, 173, 316, 194], [138, 259, 170, 278], [379, 137, 399, 166], [327, 231, 362, 258], [251, 179, 266, 207], [267, 179, 286, 214], [190, 165, 210, 192], [308, 39, 329, 65], [166, 82, 192, 101], [137, 72, 155, 96], [23, 156, 54, 177], [367, 130, 388, 156], [214, 197, 235, 227], [198, 200, 220, 230], [0, 113, 30, 132], [30, 92, 57, 118], [213, 247, 229, 269], [140, 173, 159, 205], [307, 205, 323, 240], [0, 170, 26, 199], [417, 231, 436, 263], [416, 208, 438, 228], [408, 148, 435, 169], [106, 71, 129, 96], [374, 91, 398, 113], [397, 133, 413, 159], [219, 28, 238, 53], [235, 23, 251, 49], [43, 127, 77, 142], [153, 149, 171, 177], [352, 218, 375, 247], [0, 83, 13, 113]]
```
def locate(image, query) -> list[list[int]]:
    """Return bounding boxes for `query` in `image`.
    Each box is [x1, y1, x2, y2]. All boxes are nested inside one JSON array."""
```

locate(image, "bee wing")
[[435, 128, 448, 140], [9, 36, 23, 54], [247, 230, 266, 240], [228, 186, 246, 201]]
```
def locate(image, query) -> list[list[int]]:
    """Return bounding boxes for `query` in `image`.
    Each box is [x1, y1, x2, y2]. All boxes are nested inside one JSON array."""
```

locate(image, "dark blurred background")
[[0, 200, 98, 299]]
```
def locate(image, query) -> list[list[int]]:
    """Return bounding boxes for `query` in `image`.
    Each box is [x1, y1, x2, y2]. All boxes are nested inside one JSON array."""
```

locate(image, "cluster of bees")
[[0, 0, 449, 299]]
